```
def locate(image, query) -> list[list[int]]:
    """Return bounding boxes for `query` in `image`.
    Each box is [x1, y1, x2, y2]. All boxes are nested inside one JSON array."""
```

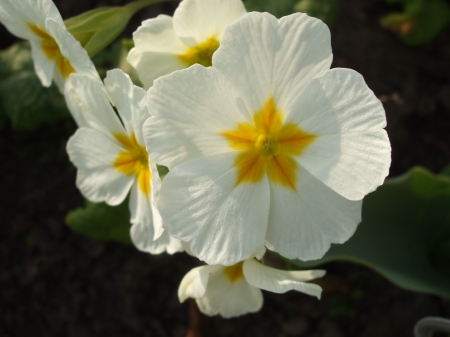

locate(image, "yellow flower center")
[[113, 133, 151, 196], [222, 97, 317, 191], [223, 262, 244, 283], [178, 36, 220, 68], [27, 23, 75, 79]]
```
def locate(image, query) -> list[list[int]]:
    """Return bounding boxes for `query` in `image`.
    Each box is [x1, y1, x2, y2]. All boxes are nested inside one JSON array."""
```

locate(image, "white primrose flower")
[[0, 0, 98, 92], [66, 69, 182, 255], [179, 250, 325, 318], [127, 0, 246, 89], [143, 12, 391, 266]]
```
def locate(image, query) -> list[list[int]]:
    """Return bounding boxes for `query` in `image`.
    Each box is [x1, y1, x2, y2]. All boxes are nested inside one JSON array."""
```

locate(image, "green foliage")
[[380, 0, 450, 45], [294, 0, 338, 26], [0, 42, 69, 130], [244, 0, 337, 24], [65, 0, 165, 58], [66, 199, 132, 244], [291, 167, 450, 299]]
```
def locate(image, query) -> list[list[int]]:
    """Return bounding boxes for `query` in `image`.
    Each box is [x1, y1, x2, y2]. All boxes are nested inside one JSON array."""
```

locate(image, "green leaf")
[[66, 199, 132, 244], [0, 42, 70, 130], [291, 167, 450, 299], [294, 0, 338, 26], [244, 0, 298, 18], [381, 0, 450, 45]]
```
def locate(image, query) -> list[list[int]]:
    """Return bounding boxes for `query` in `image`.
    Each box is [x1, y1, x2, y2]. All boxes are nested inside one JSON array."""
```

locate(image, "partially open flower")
[[66, 69, 182, 255], [0, 0, 98, 92], [179, 251, 325, 318], [127, 0, 246, 89], [144, 12, 391, 266]]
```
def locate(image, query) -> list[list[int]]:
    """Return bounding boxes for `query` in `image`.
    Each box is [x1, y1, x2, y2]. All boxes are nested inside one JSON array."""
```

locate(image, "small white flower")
[[0, 0, 98, 91], [127, 0, 246, 89], [66, 69, 182, 255], [179, 252, 325, 318], [144, 12, 391, 266]]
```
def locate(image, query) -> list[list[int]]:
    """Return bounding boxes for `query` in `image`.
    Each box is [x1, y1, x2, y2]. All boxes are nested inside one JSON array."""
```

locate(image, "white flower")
[[144, 12, 391, 266], [179, 251, 325, 318], [66, 69, 182, 255], [0, 0, 98, 92], [127, 0, 246, 89]]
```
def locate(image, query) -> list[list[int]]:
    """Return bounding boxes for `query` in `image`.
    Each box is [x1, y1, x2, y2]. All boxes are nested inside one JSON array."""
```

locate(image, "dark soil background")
[[1, 0, 450, 336]]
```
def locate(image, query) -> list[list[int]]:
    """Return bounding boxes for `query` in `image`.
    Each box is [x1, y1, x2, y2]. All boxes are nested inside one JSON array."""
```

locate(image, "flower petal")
[[178, 265, 221, 302], [243, 259, 324, 299], [65, 74, 125, 135], [29, 39, 55, 87], [286, 68, 391, 200], [145, 64, 251, 170], [0, 1, 33, 39], [67, 128, 133, 205], [213, 12, 331, 113], [45, 18, 99, 84], [157, 152, 270, 266], [104, 69, 148, 142], [264, 165, 362, 261], [127, 15, 188, 89], [173, 0, 246, 46], [196, 267, 263, 318]]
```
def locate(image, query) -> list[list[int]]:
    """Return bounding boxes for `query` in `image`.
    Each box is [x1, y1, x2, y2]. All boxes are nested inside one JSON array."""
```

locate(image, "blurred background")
[[1, 0, 450, 336]]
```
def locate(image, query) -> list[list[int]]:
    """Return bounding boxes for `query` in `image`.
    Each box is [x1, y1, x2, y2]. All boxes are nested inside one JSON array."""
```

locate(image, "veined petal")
[[13, 0, 64, 28], [213, 12, 278, 112], [145, 65, 251, 170], [264, 165, 362, 261], [67, 128, 133, 205], [65, 74, 125, 135], [45, 18, 99, 89], [286, 68, 391, 200], [196, 266, 263, 318], [178, 265, 222, 302], [157, 153, 270, 266], [104, 69, 148, 143], [29, 39, 54, 87], [273, 13, 332, 112], [173, 0, 246, 46], [243, 259, 324, 299], [0, 1, 33, 40]]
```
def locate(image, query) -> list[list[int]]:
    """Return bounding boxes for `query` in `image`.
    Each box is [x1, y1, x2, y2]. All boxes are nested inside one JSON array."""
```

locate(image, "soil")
[[1, 0, 450, 336]]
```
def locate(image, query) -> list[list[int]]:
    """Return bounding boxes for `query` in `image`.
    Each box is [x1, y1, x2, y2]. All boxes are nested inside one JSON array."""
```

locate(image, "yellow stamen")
[[178, 36, 220, 68], [27, 23, 75, 79], [113, 133, 151, 196], [223, 262, 244, 283], [222, 97, 317, 191]]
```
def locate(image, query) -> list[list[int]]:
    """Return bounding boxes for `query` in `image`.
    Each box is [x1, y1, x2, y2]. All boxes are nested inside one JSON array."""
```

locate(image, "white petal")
[[29, 39, 55, 87], [45, 18, 99, 82], [0, 1, 33, 39], [212, 12, 277, 112], [243, 259, 324, 299], [127, 51, 186, 90], [65, 74, 125, 135], [178, 265, 222, 302], [173, 0, 246, 46], [196, 267, 263, 318], [127, 15, 188, 88], [264, 166, 362, 261], [213, 12, 332, 113], [67, 128, 133, 205], [287, 68, 391, 200], [14, 0, 64, 28], [157, 153, 270, 266], [104, 69, 148, 142], [144, 64, 250, 170], [273, 13, 332, 111]]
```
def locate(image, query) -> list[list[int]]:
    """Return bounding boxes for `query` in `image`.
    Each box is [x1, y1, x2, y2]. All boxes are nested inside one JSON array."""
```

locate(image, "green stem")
[[125, 0, 176, 15]]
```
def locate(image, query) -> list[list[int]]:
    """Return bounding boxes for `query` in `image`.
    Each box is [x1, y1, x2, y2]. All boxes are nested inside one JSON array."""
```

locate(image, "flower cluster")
[[0, 0, 391, 319]]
